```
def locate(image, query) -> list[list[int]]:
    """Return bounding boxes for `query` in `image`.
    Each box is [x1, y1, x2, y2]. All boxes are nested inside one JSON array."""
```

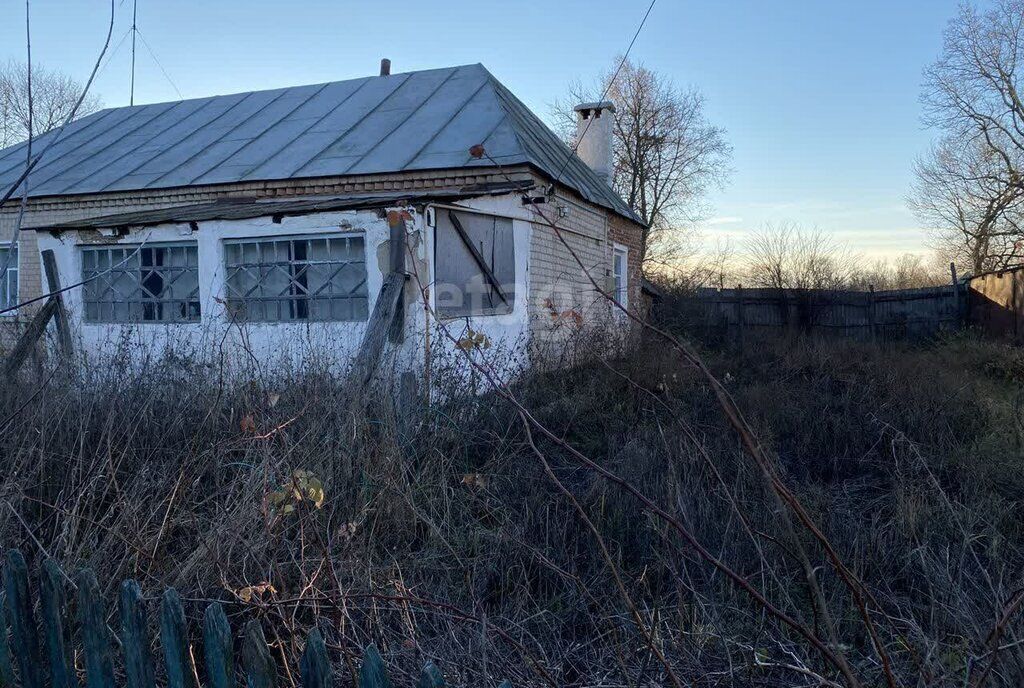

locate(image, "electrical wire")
[[551, 0, 657, 186]]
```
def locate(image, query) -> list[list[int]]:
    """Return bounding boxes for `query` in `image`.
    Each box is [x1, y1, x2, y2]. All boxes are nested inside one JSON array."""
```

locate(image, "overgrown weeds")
[[0, 331, 1022, 686]]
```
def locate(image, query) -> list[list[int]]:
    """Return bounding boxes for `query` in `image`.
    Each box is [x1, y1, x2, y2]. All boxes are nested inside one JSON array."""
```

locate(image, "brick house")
[[0, 63, 644, 379]]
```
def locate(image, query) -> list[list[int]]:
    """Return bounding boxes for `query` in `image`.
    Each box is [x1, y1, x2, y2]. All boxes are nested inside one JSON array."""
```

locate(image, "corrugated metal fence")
[[680, 284, 964, 342]]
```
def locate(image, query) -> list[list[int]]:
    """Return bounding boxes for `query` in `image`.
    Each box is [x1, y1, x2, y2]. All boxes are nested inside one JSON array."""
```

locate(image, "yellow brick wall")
[[527, 187, 611, 346]]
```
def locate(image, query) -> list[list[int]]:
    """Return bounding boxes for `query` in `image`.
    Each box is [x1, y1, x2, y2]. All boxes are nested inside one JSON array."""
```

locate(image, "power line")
[[552, 0, 657, 186]]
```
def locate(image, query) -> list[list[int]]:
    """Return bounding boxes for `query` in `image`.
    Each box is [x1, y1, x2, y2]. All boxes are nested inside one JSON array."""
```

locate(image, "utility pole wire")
[[0, 0, 115, 307], [551, 0, 657, 187]]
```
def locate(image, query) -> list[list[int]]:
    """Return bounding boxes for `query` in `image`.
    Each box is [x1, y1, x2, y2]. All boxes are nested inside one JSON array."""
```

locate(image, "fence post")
[[949, 262, 962, 328], [40, 560, 75, 688], [203, 603, 234, 688], [120, 580, 156, 688], [0, 596, 13, 688], [4, 550, 43, 688], [359, 644, 392, 688], [242, 620, 277, 688], [868, 285, 876, 343], [735, 284, 745, 353], [161, 589, 197, 688], [418, 661, 446, 687], [300, 630, 331, 688], [78, 569, 116, 688]]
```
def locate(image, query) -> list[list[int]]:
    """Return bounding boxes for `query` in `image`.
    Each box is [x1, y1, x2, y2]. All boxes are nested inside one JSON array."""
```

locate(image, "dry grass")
[[0, 330, 1022, 686]]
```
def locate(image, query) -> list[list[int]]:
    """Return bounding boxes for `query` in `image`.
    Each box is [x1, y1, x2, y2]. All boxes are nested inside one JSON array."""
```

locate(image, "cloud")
[[705, 216, 744, 226]]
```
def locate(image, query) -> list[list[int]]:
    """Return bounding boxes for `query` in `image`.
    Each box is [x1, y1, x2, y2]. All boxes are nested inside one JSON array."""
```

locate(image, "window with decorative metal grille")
[[81, 244, 201, 323], [0, 246, 17, 313], [223, 235, 369, 322]]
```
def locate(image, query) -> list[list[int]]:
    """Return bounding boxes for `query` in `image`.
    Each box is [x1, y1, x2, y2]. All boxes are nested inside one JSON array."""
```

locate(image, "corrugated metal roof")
[[0, 64, 640, 223], [28, 183, 534, 230]]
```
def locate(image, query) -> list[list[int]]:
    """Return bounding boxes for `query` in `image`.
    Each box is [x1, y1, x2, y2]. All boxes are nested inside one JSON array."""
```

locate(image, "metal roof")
[[30, 183, 533, 231], [0, 64, 640, 223]]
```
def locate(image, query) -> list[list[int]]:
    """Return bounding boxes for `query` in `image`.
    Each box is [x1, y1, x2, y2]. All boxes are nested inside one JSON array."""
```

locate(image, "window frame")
[[80, 242, 202, 324], [0, 244, 18, 316], [431, 206, 518, 319], [612, 243, 629, 309], [221, 232, 370, 324]]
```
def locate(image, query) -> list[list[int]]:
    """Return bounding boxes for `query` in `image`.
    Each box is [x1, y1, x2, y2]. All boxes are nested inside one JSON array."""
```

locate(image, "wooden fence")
[[0, 550, 509, 688], [679, 283, 965, 342]]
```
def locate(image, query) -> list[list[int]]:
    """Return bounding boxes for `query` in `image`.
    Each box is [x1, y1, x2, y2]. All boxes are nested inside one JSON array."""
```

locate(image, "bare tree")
[[0, 60, 101, 147], [915, 0, 1024, 273], [910, 136, 1024, 274], [848, 254, 948, 290], [553, 59, 732, 267], [743, 223, 860, 290]]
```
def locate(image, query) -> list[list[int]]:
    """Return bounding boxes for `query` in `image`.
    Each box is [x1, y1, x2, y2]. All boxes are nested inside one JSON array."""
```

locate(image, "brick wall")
[[527, 188, 610, 348], [608, 213, 645, 314]]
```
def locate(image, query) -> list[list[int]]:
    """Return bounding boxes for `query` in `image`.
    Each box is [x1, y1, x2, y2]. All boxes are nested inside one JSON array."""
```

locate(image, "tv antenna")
[[129, 0, 137, 105]]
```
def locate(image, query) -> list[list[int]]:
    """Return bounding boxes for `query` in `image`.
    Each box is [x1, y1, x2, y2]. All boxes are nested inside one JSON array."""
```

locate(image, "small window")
[[612, 244, 628, 308], [434, 209, 515, 317], [223, 234, 369, 322], [0, 245, 18, 313], [82, 243, 201, 323]]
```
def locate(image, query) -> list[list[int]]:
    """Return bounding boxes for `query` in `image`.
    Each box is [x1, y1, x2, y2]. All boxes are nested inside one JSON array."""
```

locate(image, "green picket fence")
[[0, 550, 510, 688]]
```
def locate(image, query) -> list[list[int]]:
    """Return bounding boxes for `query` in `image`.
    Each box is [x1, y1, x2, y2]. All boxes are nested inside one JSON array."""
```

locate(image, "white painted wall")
[[35, 194, 535, 385]]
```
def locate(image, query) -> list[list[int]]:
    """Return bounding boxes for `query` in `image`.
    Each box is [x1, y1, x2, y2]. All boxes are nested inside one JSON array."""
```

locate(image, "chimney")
[[380, 58, 391, 76], [573, 101, 615, 184]]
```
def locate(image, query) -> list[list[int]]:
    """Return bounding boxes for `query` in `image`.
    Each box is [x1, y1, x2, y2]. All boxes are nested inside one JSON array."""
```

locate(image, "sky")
[[0, 0, 979, 261]]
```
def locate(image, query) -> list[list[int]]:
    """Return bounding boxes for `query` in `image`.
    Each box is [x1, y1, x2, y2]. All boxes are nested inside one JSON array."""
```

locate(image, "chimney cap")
[[380, 58, 391, 76], [574, 100, 616, 114]]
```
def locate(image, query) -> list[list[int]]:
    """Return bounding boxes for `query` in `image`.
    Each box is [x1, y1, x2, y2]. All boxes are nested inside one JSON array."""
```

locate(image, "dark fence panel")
[[677, 285, 964, 343]]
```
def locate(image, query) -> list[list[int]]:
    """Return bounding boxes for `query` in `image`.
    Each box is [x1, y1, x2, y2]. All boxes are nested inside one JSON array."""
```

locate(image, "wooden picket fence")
[[0, 550, 510, 688]]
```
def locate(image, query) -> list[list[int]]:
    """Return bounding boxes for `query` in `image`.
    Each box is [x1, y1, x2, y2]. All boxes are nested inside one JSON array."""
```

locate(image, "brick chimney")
[[573, 101, 615, 184]]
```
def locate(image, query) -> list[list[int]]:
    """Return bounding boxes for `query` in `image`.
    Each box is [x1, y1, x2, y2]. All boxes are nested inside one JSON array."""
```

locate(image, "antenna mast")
[[129, 0, 137, 105]]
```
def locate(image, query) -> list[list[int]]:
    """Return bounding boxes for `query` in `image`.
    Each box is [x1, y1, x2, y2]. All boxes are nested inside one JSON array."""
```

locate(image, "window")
[[0, 245, 17, 313], [82, 244, 200, 323], [434, 209, 515, 317], [612, 244, 628, 308], [223, 235, 368, 322]]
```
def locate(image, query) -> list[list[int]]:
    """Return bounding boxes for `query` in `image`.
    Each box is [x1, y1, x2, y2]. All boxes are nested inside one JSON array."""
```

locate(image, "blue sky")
[[0, 0, 974, 260]]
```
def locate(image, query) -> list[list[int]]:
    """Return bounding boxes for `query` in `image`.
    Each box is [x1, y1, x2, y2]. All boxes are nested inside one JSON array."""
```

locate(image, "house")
[[0, 62, 644, 382]]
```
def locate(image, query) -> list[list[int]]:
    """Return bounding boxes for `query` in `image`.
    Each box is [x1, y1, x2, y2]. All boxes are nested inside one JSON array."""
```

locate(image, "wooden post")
[[4, 550, 43, 688], [388, 210, 407, 344], [120, 580, 156, 688], [40, 560, 75, 688], [359, 644, 392, 688], [161, 589, 197, 688], [418, 662, 446, 687], [0, 598, 14, 688], [867, 285, 876, 343], [78, 569, 116, 688], [41, 249, 72, 357], [241, 620, 277, 688], [202, 603, 234, 688], [950, 262, 962, 328], [2, 299, 57, 380], [735, 284, 745, 353], [299, 630, 331, 688]]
